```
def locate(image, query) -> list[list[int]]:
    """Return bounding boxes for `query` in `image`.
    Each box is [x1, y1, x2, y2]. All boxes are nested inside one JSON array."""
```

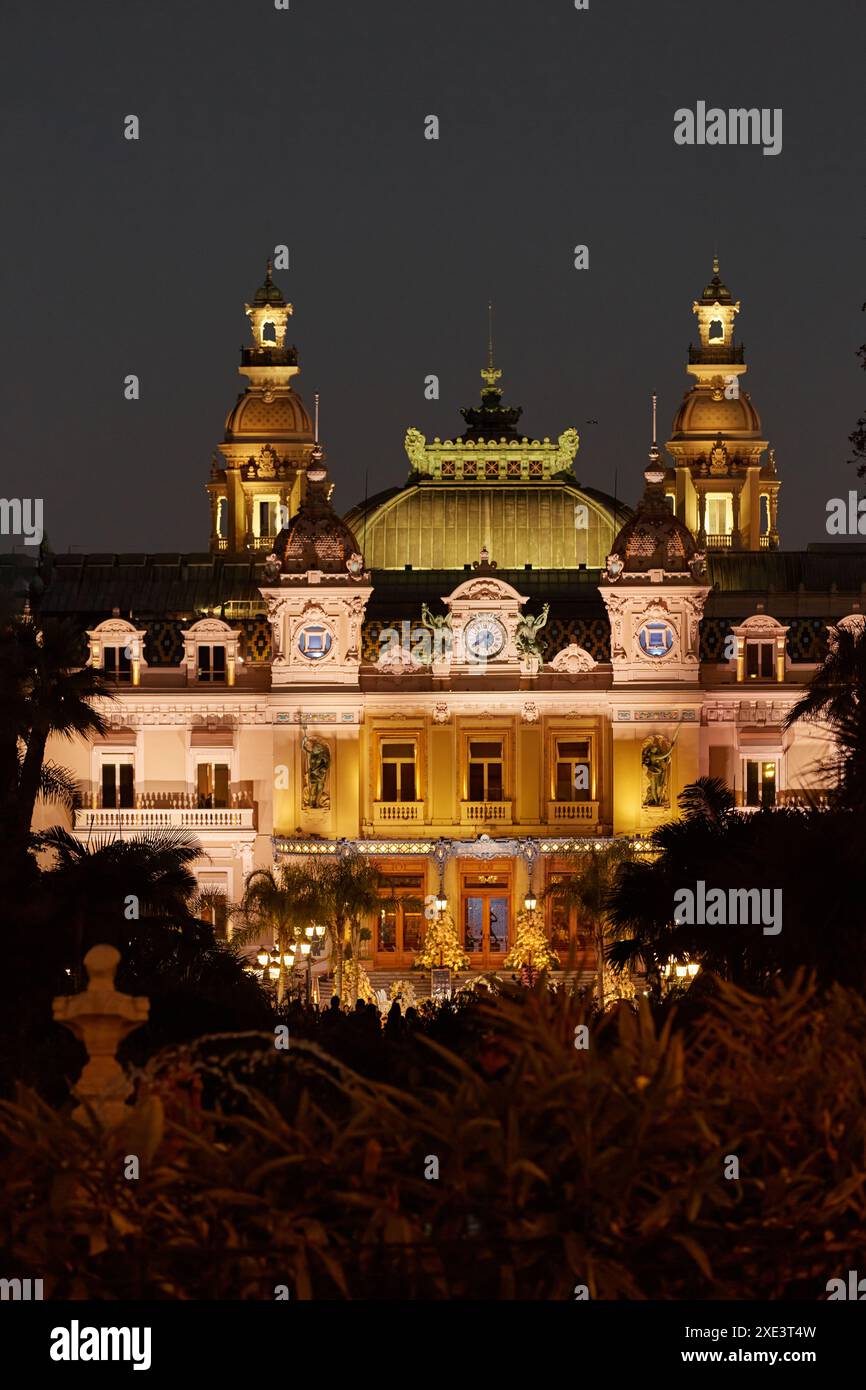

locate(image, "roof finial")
[[647, 392, 663, 473], [481, 301, 502, 392], [712, 247, 719, 277], [265, 256, 273, 280], [314, 392, 320, 444]]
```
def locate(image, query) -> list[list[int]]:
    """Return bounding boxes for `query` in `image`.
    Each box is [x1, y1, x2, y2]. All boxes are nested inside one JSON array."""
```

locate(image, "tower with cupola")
[[207, 262, 317, 554], [665, 257, 780, 551]]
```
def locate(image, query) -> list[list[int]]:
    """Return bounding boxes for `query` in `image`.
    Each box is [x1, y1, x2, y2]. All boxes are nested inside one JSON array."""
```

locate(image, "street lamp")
[[300, 940, 313, 1004], [524, 891, 537, 913], [435, 892, 447, 915]]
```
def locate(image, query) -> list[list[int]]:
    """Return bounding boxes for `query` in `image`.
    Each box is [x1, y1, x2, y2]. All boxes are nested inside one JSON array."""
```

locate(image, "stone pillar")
[[696, 490, 707, 544], [53, 945, 149, 1128]]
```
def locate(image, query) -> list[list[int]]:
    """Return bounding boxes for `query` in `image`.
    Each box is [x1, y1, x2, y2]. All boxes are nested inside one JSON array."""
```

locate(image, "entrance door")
[[461, 867, 511, 970]]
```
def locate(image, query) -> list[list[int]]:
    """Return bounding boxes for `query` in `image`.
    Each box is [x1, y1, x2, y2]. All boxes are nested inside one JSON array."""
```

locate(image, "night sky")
[[2, 0, 864, 555]]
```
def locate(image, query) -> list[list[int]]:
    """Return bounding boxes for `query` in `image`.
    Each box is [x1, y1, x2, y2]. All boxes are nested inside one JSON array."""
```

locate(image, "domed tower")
[[259, 445, 372, 689], [600, 402, 710, 687], [665, 257, 780, 551], [207, 262, 317, 554]]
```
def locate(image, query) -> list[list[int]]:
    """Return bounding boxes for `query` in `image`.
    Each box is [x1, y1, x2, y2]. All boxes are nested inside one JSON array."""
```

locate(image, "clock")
[[464, 614, 507, 661], [637, 620, 675, 658], [297, 623, 333, 660]]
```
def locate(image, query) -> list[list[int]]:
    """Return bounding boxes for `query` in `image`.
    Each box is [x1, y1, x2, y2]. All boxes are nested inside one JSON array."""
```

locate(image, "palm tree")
[[40, 825, 203, 981], [235, 864, 320, 1004], [785, 621, 866, 809], [3, 614, 110, 835], [544, 839, 635, 1008], [309, 851, 381, 1005]]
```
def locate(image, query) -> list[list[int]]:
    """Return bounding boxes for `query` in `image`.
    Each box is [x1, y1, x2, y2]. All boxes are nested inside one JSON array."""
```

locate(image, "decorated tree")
[[389, 978, 416, 1008], [504, 909, 559, 972], [341, 955, 376, 1006], [414, 911, 470, 971]]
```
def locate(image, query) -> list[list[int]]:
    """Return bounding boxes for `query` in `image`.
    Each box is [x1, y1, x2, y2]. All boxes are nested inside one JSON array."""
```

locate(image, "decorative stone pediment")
[[435, 553, 540, 678], [549, 644, 597, 675]]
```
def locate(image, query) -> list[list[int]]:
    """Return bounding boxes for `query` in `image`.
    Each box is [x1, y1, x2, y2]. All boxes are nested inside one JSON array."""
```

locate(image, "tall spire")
[[480, 301, 502, 392], [647, 393, 663, 477]]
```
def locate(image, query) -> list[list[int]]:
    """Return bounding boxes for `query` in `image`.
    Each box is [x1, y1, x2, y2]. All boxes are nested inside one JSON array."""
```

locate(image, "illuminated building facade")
[[20, 262, 865, 983]]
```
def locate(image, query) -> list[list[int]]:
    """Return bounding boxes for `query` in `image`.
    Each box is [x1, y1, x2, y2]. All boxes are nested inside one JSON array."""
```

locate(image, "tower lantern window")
[[708, 318, 724, 342], [261, 320, 277, 343]]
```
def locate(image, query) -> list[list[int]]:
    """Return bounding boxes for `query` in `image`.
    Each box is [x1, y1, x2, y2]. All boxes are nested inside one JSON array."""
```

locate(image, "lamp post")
[[523, 889, 538, 986], [301, 927, 313, 1005], [434, 892, 447, 968]]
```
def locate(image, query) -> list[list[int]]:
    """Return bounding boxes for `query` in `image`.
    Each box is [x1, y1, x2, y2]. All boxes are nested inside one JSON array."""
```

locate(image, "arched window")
[[708, 318, 724, 343], [261, 320, 277, 343]]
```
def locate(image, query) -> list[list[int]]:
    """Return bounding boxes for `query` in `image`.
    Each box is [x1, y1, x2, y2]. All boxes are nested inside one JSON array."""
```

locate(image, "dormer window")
[[730, 614, 790, 685], [86, 617, 147, 686], [197, 644, 226, 683], [708, 318, 724, 342], [103, 645, 132, 683], [745, 641, 775, 681], [183, 618, 239, 686]]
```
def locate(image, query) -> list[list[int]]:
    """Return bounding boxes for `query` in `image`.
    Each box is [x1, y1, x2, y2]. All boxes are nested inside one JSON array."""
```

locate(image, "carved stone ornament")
[[549, 643, 597, 674]]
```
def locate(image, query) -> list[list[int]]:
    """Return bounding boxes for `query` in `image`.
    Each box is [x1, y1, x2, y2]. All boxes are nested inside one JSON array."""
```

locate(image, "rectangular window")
[[468, 740, 503, 801], [197, 762, 230, 809], [706, 495, 732, 535], [555, 739, 591, 802], [197, 645, 226, 683], [101, 759, 134, 809], [102, 646, 131, 683], [745, 759, 777, 808], [380, 742, 416, 802], [745, 641, 775, 680]]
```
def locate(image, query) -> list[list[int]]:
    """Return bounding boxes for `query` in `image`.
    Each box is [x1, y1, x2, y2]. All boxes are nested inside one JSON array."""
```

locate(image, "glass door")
[[461, 870, 511, 968]]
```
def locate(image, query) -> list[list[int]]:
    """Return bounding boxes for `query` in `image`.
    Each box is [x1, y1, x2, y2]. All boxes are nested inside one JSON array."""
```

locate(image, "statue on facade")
[[641, 734, 676, 808], [302, 728, 331, 810], [515, 603, 550, 660], [420, 603, 452, 636]]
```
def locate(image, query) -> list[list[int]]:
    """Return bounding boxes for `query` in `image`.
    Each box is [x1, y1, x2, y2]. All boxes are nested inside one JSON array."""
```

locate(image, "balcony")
[[73, 789, 256, 832], [547, 800, 600, 826], [460, 800, 513, 827], [249, 535, 276, 552], [777, 789, 831, 809], [75, 807, 255, 831], [706, 533, 732, 549], [372, 800, 426, 824]]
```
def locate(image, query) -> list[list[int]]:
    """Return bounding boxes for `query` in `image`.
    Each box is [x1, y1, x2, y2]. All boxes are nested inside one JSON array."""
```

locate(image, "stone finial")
[[52, 945, 149, 1128]]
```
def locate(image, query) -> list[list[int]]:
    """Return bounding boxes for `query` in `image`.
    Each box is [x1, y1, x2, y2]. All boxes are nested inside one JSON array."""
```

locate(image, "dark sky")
[[2, 0, 864, 556]]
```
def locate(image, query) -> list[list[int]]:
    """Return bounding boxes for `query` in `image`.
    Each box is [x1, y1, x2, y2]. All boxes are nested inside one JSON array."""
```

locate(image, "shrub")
[[1, 974, 864, 1299]]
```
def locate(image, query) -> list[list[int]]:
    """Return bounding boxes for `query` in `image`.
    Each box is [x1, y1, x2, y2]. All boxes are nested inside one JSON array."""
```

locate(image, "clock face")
[[464, 614, 507, 660], [637, 620, 675, 658], [297, 623, 333, 660]]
